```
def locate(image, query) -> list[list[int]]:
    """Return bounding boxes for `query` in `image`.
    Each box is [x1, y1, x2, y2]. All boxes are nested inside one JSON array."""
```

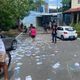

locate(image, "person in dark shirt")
[[51, 23, 57, 43]]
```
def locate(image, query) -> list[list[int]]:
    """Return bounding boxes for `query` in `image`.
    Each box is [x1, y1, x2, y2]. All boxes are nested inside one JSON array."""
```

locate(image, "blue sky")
[[46, 0, 62, 7]]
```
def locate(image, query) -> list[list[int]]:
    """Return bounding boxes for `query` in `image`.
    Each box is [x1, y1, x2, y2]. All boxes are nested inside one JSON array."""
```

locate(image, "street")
[[1, 32, 80, 80]]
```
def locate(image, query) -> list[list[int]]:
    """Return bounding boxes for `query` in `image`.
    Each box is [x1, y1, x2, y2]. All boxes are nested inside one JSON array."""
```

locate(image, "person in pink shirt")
[[30, 24, 37, 41]]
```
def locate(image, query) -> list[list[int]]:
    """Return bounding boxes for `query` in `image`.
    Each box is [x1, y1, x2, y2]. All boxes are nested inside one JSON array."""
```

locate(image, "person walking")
[[23, 26, 28, 33], [51, 23, 57, 43], [29, 24, 37, 41]]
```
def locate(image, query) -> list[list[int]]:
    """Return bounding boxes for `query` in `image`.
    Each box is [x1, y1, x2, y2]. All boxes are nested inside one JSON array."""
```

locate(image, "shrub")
[[70, 23, 80, 37]]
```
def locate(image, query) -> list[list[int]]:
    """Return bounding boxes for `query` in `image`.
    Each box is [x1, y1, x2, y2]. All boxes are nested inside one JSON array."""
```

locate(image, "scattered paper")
[[15, 78, 21, 80], [51, 54, 55, 56], [74, 54, 77, 57], [36, 62, 42, 65], [36, 58, 40, 61], [16, 63, 23, 66], [35, 56, 40, 58], [74, 62, 80, 67], [14, 67, 20, 70], [47, 79, 51, 80], [25, 75, 32, 80], [52, 62, 60, 69], [54, 50, 59, 53]]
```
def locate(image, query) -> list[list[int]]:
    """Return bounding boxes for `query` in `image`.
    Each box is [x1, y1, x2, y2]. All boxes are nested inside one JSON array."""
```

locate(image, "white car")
[[57, 26, 78, 40]]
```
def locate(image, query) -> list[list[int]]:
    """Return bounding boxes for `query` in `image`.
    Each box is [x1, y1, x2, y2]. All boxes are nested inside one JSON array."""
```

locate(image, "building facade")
[[71, 0, 80, 8], [64, 0, 80, 24]]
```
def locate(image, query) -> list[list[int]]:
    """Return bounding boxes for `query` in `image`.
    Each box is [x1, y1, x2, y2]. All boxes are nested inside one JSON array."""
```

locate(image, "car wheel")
[[0, 52, 11, 75], [61, 35, 64, 40], [11, 40, 17, 50]]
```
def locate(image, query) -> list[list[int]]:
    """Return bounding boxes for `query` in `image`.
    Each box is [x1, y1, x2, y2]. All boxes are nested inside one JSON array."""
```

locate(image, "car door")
[[57, 27, 63, 38]]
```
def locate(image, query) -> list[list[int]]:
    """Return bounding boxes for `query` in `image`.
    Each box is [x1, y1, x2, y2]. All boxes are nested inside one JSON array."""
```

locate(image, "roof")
[[64, 7, 80, 13]]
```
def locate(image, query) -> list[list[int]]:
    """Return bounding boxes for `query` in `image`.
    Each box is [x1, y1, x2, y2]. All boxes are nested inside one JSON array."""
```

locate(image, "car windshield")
[[65, 27, 75, 31]]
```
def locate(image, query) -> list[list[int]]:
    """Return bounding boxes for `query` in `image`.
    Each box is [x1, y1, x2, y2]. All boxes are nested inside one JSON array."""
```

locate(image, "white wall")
[[71, 0, 80, 8]]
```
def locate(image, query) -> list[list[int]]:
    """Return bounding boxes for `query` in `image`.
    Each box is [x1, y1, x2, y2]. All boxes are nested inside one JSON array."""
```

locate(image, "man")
[[51, 23, 57, 43]]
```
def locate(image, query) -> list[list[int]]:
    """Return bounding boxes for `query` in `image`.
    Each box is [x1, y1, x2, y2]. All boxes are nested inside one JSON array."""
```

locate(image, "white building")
[[22, 11, 58, 27]]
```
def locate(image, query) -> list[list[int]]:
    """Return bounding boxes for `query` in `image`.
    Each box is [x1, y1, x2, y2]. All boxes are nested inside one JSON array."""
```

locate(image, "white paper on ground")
[[51, 54, 55, 56], [14, 66, 20, 70], [74, 54, 77, 57], [74, 62, 80, 67], [25, 75, 32, 80], [35, 56, 40, 58], [15, 78, 21, 80], [47, 79, 51, 80], [16, 63, 23, 66], [36, 59, 40, 61], [54, 50, 59, 53], [16, 57, 22, 60], [52, 62, 60, 69], [36, 62, 42, 65]]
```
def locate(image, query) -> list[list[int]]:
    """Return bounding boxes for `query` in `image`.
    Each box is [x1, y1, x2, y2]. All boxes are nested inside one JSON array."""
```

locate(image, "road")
[[1, 32, 80, 80]]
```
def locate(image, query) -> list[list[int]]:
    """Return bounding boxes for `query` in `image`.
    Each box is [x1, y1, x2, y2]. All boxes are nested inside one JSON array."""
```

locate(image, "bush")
[[70, 23, 80, 37]]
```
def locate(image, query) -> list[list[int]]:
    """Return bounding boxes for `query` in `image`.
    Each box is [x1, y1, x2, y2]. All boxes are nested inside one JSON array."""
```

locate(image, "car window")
[[57, 27, 63, 30], [65, 28, 75, 31]]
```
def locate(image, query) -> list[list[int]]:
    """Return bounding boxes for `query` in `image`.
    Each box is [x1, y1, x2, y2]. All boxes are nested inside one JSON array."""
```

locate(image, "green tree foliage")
[[0, 0, 35, 31], [61, 0, 71, 12]]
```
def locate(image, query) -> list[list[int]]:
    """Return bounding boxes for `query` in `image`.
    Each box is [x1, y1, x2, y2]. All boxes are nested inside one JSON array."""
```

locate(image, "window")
[[65, 28, 74, 31], [57, 27, 63, 30]]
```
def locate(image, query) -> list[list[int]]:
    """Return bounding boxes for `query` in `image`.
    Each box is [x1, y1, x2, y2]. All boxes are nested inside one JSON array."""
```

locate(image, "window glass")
[[57, 27, 63, 30], [65, 28, 74, 31]]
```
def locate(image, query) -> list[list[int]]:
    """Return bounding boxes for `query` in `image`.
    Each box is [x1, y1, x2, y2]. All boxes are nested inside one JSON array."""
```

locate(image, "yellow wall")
[[72, 0, 80, 8]]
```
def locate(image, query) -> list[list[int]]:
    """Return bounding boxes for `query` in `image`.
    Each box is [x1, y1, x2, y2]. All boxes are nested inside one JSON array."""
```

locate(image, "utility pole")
[[57, 0, 59, 26]]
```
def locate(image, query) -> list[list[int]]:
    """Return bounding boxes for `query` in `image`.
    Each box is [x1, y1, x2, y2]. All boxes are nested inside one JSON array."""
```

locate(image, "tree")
[[0, 0, 35, 31], [61, 0, 71, 12], [34, 0, 45, 11]]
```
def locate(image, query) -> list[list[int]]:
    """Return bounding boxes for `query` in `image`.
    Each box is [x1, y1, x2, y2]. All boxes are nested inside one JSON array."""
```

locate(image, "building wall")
[[44, 3, 49, 13], [71, 0, 80, 8]]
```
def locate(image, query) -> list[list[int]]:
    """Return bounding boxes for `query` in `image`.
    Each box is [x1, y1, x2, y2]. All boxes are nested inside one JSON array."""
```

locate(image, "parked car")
[[0, 34, 17, 74], [0, 34, 17, 50], [0, 38, 12, 75], [57, 26, 78, 40]]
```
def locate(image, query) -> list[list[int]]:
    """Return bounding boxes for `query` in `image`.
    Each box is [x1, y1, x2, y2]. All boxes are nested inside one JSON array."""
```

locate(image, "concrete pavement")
[[1, 30, 80, 80]]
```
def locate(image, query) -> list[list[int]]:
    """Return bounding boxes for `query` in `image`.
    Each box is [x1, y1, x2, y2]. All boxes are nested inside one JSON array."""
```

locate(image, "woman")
[[30, 24, 37, 41]]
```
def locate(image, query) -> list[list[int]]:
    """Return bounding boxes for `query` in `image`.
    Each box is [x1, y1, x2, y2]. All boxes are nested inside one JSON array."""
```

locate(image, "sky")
[[45, 0, 62, 9]]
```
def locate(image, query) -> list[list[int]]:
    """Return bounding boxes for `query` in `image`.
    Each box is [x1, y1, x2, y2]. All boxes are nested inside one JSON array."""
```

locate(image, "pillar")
[[77, 12, 79, 23], [71, 13, 74, 24]]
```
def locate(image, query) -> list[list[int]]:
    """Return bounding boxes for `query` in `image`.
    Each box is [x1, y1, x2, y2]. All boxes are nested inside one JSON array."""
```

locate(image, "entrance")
[[36, 15, 57, 27]]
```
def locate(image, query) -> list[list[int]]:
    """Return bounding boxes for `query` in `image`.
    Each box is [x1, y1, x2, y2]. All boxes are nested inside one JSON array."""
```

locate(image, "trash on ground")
[[52, 62, 60, 69], [25, 75, 32, 80], [36, 62, 42, 65]]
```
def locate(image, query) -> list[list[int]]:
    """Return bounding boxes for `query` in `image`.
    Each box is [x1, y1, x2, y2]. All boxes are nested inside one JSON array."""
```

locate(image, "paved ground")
[[1, 30, 80, 80]]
